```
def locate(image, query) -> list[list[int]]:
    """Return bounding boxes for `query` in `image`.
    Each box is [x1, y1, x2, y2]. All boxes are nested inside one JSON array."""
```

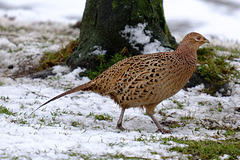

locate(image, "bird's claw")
[[116, 124, 125, 131], [156, 127, 171, 134]]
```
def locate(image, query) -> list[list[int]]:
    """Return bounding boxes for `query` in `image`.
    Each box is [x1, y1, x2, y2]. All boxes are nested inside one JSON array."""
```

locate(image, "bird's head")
[[182, 32, 210, 49]]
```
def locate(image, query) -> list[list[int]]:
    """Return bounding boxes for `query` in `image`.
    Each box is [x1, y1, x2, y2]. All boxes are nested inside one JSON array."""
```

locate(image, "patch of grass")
[[179, 116, 196, 127], [11, 155, 32, 160], [194, 128, 200, 131], [133, 133, 240, 159], [65, 151, 144, 160], [86, 112, 94, 118], [199, 118, 239, 131], [0, 96, 9, 102], [65, 150, 92, 159], [39, 117, 45, 123], [20, 104, 25, 109], [77, 112, 83, 116], [180, 116, 195, 121], [94, 113, 113, 122], [172, 99, 184, 109], [0, 25, 6, 31], [8, 48, 23, 53], [208, 101, 224, 112], [134, 134, 163, 143], [223, 130, 238, 137], [18, 119, 28, 125], [37, 39, 79, 71], [103, 154, 144, 160], [0, 105, 16, 116], [197, 47, 240, 95], [71, 121, 81, 127], [167, 137, 240, 160], [0, 82, 4, 86]]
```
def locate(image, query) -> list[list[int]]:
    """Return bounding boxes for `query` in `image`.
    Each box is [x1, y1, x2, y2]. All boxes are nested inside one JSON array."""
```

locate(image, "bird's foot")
[[116, 124, 125, 131], [156, 127, 171, 134]]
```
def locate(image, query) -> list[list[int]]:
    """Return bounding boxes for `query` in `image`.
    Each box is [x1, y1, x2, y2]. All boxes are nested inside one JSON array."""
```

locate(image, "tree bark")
[[67, 0, 177, 70]]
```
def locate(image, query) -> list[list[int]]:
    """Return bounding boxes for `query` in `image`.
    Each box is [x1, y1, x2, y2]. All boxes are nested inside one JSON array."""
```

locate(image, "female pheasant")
[[31, 32, 209, 133]]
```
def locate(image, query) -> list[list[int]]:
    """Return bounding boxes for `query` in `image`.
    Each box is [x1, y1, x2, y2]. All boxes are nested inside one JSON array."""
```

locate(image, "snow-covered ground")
[[0, 0, 240, 159]]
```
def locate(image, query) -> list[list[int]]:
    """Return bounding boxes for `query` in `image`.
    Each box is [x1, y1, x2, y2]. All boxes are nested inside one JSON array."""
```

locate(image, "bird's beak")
[[203, 38, 210, 43]]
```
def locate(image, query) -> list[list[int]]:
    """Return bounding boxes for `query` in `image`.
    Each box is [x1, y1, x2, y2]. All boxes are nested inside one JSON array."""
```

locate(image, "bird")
[[30, 32, 209, 133]]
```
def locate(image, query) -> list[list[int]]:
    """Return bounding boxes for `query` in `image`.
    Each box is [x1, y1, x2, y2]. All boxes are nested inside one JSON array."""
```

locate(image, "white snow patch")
[[52, 65, 71, 76], [0, 17, 79, 77], [121, 23, 169, 54], [90, 46, 107, 56], [219, 154, 230, 160], [0, 37, 17, 49], [0, 0, 85, 24], [121, 23, 151, 50]]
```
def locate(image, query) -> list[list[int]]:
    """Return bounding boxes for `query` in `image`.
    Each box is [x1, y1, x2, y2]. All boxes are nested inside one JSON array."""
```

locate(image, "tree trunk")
[[67, 0, 177, 70]]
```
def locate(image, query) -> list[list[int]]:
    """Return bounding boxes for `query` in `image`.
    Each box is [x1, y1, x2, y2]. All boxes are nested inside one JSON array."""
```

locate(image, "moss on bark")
[[67, 0, 176, 70]]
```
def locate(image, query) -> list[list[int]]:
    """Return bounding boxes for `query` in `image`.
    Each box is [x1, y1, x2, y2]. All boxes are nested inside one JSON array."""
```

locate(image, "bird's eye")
[[194, 36, 201, 42]]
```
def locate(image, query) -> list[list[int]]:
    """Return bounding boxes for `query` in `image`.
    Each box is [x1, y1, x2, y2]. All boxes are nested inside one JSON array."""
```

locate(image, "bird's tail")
[[29, 81, 94, 117]]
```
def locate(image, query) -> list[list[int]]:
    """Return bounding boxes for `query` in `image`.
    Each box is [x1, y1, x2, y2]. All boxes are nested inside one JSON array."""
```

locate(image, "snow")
[[89, 46, 107, 56], [121, 23, 170, 53], [0, 0, 240, 159], [0, 0, 85, 24], [121, 23, 152, 49]]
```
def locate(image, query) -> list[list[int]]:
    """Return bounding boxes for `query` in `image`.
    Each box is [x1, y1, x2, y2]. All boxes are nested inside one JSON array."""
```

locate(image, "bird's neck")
[[175, 41, 198, 63]]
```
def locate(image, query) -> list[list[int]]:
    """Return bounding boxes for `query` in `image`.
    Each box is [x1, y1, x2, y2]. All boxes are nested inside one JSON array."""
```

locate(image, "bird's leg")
[[116, 108, 125, 131], [147, 112, 171, 134]]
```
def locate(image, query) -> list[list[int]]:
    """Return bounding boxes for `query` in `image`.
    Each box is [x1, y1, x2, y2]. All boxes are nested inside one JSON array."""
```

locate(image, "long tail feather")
[[29, 82, 93, 117]]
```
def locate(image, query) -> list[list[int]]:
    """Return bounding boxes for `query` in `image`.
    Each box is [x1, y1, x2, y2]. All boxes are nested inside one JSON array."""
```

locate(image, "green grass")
[[94, 113, 113, 122], [196, 47, 240, 95], [133, 132, 240, 160], [0, 105, 16, 116], [172, 99, 184, 109], [168, 137, 240, 160], [65, 151, 145, 160], [0, 25, 6, 31], [0, 96, 9, 102]]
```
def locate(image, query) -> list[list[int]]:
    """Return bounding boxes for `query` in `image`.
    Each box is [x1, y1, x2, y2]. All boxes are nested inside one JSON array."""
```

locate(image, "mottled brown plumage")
[[30, 32, 209, 133]]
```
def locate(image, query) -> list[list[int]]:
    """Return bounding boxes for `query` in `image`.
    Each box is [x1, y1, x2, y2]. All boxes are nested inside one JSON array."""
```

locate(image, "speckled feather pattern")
[[85, 32, 207, 114], [90, 51, 196, 111], [32, 32, 209, 132]]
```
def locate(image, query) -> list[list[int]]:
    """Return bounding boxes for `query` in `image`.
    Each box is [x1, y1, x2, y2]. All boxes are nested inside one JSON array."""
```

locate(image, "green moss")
[[197, 47, 239, 95], [85, 49, 131, 79]]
